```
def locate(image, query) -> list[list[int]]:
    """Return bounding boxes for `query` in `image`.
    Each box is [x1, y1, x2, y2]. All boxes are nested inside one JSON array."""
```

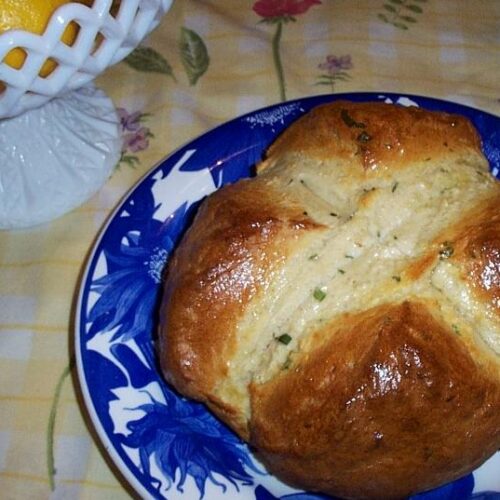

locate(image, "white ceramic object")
[[0, 85, 120, 229], [0, 0, 173, 118], [0, 0, 173, 229]]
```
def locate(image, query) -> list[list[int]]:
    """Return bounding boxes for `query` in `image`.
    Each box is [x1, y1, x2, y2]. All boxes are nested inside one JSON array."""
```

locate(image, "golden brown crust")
[[159, 177, 323, 434], [446, 194, 500, 316], [403, 193, 500, 302], [250, 302, 500, 499], [159, 101, 500, 498], [258, 101, 482, 174]]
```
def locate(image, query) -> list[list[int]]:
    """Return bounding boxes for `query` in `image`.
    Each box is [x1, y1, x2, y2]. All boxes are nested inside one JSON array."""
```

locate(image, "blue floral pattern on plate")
[[75, 93, 500, 500]]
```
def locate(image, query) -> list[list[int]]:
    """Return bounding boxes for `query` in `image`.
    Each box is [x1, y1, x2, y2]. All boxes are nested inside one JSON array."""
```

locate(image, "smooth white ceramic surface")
[[0, 84, 121, 229]]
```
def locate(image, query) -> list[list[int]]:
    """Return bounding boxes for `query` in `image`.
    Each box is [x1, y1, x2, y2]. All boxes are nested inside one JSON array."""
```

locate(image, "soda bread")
[[158, 101, 500, 499]]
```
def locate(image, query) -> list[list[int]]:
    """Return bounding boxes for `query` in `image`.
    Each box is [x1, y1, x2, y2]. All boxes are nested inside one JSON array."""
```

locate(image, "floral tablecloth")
[[1, 1, 499, 499]]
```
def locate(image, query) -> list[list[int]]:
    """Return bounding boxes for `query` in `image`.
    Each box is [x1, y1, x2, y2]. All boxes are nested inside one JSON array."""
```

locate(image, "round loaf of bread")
[[158, 101, 500, 499]]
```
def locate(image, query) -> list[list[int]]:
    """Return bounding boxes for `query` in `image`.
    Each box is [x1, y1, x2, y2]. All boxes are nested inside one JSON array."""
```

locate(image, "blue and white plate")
[[75, 93, 500, 500]]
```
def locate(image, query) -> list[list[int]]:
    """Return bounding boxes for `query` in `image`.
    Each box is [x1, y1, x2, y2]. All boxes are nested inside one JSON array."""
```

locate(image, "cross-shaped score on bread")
[[158, 101, 500, 499]]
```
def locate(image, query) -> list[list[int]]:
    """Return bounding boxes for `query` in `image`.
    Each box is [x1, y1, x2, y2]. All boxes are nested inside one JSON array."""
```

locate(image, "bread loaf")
[[158, 101, 500, 499]]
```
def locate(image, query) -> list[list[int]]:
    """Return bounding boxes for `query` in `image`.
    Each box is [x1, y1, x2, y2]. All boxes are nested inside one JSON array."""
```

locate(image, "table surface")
[[1, 1, 499, 498]]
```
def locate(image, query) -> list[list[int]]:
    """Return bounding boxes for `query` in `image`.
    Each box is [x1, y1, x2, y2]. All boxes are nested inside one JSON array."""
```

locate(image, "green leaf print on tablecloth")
[[378, 0, 427, 30], [124, 46, 176, 79], [123, 27, 209, 86], [46, 357, 74, 491], [179, 27, 210, 86]]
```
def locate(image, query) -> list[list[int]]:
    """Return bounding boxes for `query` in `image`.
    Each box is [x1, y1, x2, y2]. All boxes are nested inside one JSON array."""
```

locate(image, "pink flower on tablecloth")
[[123, 127, 150, 153], [318, 54, 353, 74], [117, 107, 154, 168], [316, 54, 353, 92], [118, 107, 143, 132], [253, 0, 321, 19]]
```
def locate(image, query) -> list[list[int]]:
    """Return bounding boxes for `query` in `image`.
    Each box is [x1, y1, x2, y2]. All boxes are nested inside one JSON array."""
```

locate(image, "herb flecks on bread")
[[159, 101, 500, 499]]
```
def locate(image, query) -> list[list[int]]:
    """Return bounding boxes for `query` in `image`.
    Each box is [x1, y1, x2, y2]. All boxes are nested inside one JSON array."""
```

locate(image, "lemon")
[[0, 0, 91, 77]]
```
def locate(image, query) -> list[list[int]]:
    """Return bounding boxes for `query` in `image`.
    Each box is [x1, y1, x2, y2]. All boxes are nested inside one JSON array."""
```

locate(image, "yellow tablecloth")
[[1, 1, 499, 498]]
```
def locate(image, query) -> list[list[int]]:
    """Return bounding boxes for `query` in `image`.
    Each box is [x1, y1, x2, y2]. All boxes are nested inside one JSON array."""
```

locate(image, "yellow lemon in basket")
[[0, 0, 91, 77]]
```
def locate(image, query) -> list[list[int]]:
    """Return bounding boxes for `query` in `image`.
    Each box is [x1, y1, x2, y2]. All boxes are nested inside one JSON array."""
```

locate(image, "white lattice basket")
[[0, 0, 173, 119], [0, 0, 173, 229]]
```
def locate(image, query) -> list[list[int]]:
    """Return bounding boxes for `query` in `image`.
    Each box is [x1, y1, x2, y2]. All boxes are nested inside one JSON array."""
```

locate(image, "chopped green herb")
[[393, 235, 398, 240], [282, 351, 295, 370], [345, 254, 354, 259], [338, 268, 346, 274], [392, 275, 401, 282], [308, 253, 319, 261], [357, 131, 372, 143], [451, 324, 461, 335], [341, 109, 366, 129], [276, 333, 292, 345], [439, 242, 454, 259], [313, 287, 327, 301], [377, 230, 381, 238], [391, 181, 399, 193], [330, 212, 338, 217]]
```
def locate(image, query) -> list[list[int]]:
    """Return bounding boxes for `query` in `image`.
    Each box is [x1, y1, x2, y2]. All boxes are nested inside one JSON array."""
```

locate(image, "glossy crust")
[[159, 101, 500, 499], [257, 100, 482, 173], [251, 302, 500, 499], [159, 177, 323, 435], [449, 196, 500, 317]]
